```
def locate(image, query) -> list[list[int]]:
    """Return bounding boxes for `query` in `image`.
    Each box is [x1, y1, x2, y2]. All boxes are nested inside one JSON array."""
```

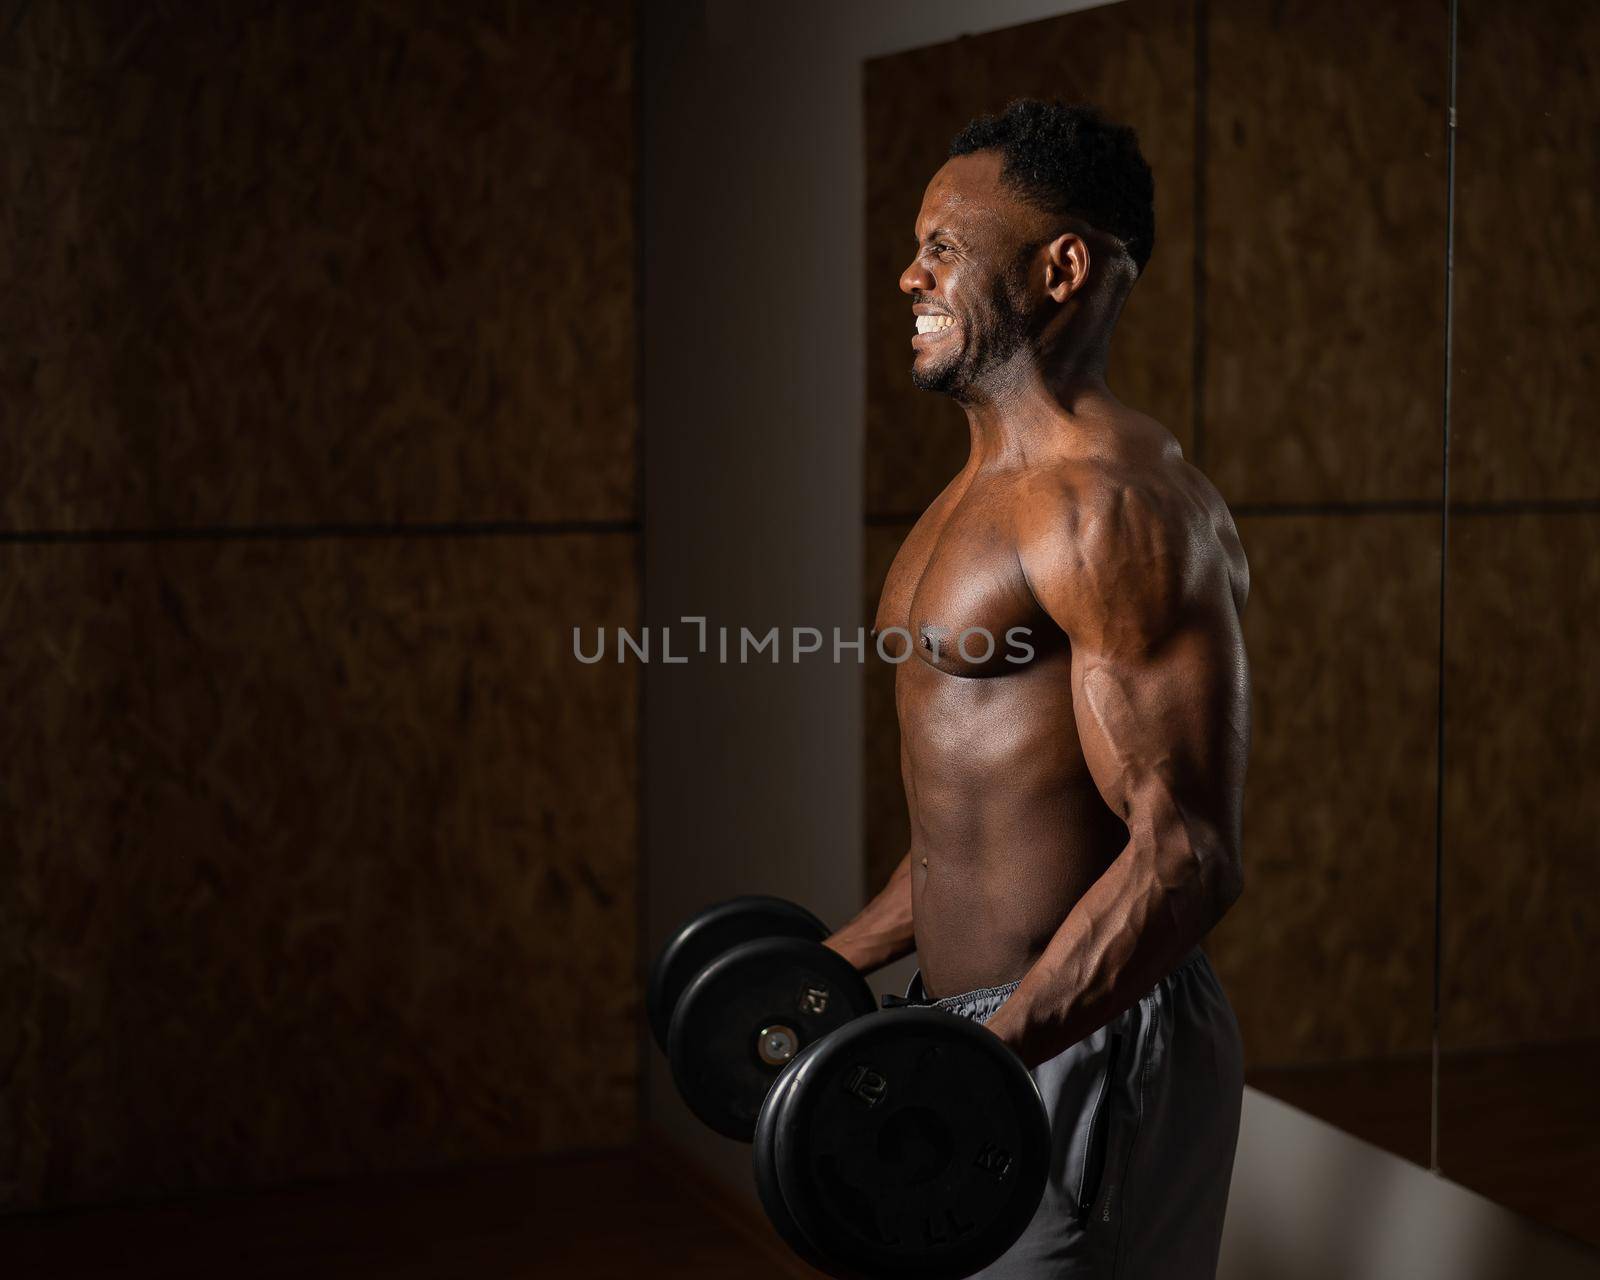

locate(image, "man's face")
[[899, 151, 1042, 400]]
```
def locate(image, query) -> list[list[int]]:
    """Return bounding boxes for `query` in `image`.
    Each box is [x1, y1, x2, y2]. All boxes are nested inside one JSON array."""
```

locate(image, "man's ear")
[[1042, 233, 1091, 303]]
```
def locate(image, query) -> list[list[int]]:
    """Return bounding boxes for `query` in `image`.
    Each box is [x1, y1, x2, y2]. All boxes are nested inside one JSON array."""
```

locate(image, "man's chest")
[[874, 495, 1054, 676]]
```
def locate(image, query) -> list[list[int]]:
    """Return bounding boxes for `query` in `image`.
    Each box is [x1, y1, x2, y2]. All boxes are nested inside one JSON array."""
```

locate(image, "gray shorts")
[[892, 949, 1243, 1279]]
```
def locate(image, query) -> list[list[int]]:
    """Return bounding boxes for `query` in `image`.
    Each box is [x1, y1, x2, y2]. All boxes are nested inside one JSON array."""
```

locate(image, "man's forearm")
[[822, 851, 917, 974], [985, 815, 1239, 1068]]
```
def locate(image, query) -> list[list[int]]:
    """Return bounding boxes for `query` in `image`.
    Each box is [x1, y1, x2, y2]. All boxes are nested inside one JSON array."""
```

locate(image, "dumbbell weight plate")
[[765, 1007, 1051, 1280], [647, 896, 829, 1053], [754, 1044, 842, 1277], [668, 936, 876, 1141]]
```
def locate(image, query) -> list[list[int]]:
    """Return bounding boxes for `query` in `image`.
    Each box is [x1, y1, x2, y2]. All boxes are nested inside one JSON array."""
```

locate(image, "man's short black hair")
[[949, 99, 1155, 275]]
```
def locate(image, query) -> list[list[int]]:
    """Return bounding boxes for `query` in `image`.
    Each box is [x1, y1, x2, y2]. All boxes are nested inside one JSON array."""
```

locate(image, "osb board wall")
[[1439, 515, 1600, 1050], [0, 1, 637, 1211], [1450, 0, 1600, 502], [1208, 516, 1440, 1063], [1, 0, 634, 529], [1204, 0, 1448, 505], [0, 538, 638, 1208], [1201, 0, 1448, 1064], [1435, 0, 1600, 1050], [862, 0, 1449, 1069]]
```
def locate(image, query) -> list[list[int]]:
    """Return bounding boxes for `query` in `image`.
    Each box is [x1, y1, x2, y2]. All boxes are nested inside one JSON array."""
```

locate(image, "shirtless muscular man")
[[823, 100, 1251, 1280]]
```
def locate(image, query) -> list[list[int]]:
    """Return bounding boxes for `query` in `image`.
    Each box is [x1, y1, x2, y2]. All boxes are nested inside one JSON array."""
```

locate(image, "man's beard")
[[910, 272, 1030, 400]]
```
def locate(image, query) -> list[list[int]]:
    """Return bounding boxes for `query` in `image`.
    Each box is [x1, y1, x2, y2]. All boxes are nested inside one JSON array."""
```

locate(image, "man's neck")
[[961, 360, 1120, 471], [959, 288, 1130, 469]]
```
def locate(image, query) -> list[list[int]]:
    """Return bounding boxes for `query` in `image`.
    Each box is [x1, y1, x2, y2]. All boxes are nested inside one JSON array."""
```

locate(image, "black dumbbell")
[[647, 895, 831, 1052], [648, 896, 878, 1141], [753, 1006, 1052, 1280]]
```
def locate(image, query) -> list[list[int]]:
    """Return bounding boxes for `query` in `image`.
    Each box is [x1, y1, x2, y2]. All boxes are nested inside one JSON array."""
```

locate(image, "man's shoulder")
[[1016, 450, 1224, 643], [1017, 450, 1200, 559]]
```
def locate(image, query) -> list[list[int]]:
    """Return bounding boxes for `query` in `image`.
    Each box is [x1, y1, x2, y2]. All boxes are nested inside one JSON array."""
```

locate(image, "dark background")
[[3, 0, 639, 1206]]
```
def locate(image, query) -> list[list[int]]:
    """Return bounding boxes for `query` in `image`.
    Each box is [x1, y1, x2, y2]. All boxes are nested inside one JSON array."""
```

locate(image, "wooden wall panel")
[[0, 535, 637, 1209], [0, 0, 638, 1212], [0, 0, 635, 530], [1210, 515, 1439, 1066], [1204, 0, 1448, 505], [1450, 0, 1600, 500], [863, 0, 1197, 519], [1440, 514, 1600, 1048]]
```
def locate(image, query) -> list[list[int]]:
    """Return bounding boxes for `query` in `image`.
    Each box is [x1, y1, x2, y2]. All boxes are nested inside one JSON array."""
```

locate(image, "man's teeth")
[[915, 314, 956, 334]]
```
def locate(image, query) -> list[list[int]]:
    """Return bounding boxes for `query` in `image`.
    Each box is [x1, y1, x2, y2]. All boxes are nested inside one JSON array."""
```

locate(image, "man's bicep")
[[1069, 619, 1248, 861], [1020, 474, 1249, 855]]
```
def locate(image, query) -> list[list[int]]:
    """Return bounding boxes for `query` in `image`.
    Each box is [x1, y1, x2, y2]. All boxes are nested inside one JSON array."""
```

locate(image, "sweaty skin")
[[824, 151, 1250, 1070]]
